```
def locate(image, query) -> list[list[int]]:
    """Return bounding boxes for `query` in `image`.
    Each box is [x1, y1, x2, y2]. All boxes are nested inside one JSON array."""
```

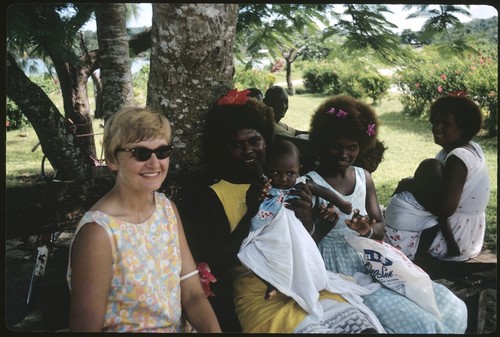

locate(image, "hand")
[[445, 237, 461, 257], [246, 175, 271, 215], [285, 181, 313, 229], [315, 203, 339, 237], [318, 203, 339, 224], [345, 209, 375, 237]]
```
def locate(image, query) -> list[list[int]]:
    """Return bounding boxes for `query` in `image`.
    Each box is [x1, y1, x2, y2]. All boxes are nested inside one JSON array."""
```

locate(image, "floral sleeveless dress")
[[67, 192, 184, 332], [307, 168, 468, 334]]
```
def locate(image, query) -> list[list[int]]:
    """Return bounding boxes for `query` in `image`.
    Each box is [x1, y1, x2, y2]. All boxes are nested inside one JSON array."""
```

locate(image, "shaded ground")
[[3, 171, 497, 333], [4, 170, 115, 333]]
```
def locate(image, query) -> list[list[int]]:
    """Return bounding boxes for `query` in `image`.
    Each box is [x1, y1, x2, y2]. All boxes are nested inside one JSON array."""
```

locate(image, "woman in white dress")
[[384, 94, 491, 262]]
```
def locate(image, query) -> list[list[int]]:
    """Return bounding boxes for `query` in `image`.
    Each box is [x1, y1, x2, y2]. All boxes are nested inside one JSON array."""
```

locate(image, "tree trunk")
[[91, 72, 103, 119], [7, 53, 91, 181], [96, 3, 134, 120], [285, 59, 294, 95], [148, 3, 238, 198]]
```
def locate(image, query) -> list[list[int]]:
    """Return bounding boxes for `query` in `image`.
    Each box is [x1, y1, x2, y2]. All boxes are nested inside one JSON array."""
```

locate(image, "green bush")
[[30, 73, 60, 95], [302, 61, 390, 103], [233, 66, 274, 91], [358, 73, 391, 104], [302, 63, 340, 94], [6, 98, 29, 130]]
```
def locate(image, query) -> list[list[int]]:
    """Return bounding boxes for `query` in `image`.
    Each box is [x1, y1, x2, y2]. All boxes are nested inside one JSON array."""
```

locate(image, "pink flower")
[[440, 74, 447, 80], [415, 83, 421, 89], [217, 89, 251, 106], [327, 108, 347, 118], [197, 262, 217, 297], [366, 123, 376, 136], [437, 86, 443, 93]]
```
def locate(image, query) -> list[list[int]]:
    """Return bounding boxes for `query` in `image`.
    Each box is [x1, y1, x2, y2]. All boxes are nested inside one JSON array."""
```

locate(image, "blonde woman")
[[67, 107, 221, 332]]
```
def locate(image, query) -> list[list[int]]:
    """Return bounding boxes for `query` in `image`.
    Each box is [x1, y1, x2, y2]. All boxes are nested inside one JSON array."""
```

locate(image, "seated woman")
[[192, 89, 384, 333], [306, 94, 468, 334], [384, 94, 491, 262]]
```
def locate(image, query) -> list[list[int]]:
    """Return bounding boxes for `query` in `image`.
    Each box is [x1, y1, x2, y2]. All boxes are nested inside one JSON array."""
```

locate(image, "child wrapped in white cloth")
[[238, 175, 385, 332]]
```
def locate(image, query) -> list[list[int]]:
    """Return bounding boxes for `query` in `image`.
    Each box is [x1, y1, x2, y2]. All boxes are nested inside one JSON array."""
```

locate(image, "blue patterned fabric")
[[308, 169, 468, 334]]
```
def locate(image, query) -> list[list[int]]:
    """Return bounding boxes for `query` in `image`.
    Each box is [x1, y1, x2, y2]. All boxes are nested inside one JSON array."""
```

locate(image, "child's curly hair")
[[309, 95, 379, 155], [205, 97, 274, 164]]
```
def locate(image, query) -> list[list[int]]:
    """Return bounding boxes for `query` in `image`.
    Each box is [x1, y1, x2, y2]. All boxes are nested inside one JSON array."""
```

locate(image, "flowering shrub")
[[394, 50, 497, 135]]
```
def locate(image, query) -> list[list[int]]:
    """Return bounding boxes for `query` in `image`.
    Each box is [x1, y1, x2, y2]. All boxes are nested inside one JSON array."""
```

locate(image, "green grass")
[[5, 119, 105, 188], [6, 92, 497, 250]]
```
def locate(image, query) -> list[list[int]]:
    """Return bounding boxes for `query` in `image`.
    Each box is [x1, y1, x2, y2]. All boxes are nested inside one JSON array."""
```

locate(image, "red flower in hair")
[[197, 262, 217, 297], [217, 89, 251, 106]]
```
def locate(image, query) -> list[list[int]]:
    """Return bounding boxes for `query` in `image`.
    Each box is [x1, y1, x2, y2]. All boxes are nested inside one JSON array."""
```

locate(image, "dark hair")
[[309, 95, 378, 154], [429, 95, 483, 142], [364, 139, 387, 159], [246, 87, 264, 101], [266, 139, 300, 163], [205, 97, 274, 164], [263, 85, 288, 104]]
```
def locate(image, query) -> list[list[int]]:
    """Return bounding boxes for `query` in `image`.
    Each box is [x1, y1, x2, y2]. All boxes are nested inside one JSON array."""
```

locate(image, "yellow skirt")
[[232, 266, 346, 333]]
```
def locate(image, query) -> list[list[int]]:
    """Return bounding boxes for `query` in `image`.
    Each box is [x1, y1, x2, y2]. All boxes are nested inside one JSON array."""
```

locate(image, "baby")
[[243, 139, 353, 300]]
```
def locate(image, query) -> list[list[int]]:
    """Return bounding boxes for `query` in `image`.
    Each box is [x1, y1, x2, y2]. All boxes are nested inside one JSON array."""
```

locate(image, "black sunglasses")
[[116, 145, 174, 162]]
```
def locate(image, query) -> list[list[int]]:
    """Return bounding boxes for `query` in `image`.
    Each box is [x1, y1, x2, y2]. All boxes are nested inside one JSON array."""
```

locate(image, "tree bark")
[[148, 3, 238, 194], [96, 3, 134, 120]]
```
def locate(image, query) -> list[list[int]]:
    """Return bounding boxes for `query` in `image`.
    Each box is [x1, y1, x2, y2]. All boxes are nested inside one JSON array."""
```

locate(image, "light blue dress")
[[306, 169, 468, 334]]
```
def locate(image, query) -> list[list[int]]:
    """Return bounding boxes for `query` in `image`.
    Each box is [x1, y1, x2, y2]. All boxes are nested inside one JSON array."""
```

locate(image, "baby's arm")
[[306, 177, 352, 214]]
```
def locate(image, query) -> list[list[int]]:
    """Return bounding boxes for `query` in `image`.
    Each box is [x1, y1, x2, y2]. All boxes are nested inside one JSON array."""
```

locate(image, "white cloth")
[[238, 190, 384, 332], [385, 141, 490, 261]]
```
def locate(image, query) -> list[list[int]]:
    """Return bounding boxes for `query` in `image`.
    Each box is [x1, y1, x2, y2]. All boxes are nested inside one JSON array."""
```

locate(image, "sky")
[[84, 3, 498, 32]]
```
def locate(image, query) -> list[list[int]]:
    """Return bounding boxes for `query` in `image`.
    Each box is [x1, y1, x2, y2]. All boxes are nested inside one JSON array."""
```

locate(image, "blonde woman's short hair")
[[103, 106, 172, 165]]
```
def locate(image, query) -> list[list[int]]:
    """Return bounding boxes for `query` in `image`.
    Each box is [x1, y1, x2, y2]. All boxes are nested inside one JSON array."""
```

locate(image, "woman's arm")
[[307, 178, 353, 215], [438, 155, 467, 217], [69, 223, 113, 332], [432, 155, 467, 254], [174, 202, 222, 333], [362, 170, 385, 240]]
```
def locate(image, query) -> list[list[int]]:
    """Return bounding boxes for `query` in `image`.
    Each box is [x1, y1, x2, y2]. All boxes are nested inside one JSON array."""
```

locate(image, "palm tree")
[[404, 5, 471, 45], [96, 3, 134, 120]]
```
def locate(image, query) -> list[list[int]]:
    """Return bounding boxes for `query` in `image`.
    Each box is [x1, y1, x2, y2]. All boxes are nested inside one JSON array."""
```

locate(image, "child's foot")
[[265, 286, 278, 300]]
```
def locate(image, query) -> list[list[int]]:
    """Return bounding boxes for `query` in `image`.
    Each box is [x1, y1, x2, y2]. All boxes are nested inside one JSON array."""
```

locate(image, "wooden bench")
[[416, 250, 497, 333]]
